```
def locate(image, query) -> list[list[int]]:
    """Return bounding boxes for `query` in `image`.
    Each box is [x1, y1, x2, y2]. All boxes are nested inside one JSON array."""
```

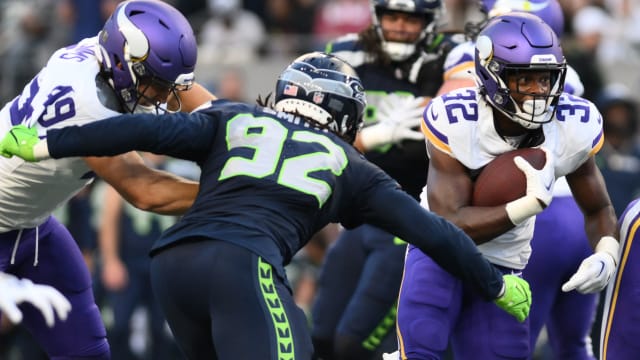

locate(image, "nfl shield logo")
[[313, 92, 325, 104]]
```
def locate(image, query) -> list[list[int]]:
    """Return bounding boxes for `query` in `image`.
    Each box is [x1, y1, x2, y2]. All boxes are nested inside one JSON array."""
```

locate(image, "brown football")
[[472, 148, 546, 206]]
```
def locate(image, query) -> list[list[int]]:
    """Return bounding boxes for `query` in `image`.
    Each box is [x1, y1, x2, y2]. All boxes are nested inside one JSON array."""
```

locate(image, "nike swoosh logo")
[[544, 179, 553, 191], [597, 261, 605, 277], [430, 106, 438, 120]]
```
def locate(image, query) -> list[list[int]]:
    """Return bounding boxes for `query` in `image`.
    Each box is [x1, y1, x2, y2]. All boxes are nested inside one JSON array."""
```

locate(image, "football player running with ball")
[[394, 13, 618, 360], [436, 1, 602, 358], [0, 52, 531, 360]]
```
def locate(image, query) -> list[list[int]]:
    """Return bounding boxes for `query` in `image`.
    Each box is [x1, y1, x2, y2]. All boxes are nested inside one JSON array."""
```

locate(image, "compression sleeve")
[[46, 112, 216, 162], [364, 184, 504, 300]]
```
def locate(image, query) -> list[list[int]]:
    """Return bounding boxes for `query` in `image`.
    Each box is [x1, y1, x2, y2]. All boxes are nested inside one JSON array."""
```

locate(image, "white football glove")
[[359, 95, 426, 150], [505, 147, 555, 225], [0, 272, 72, 327], [382, 350, 400, 360], [562, 236, 619, 294]]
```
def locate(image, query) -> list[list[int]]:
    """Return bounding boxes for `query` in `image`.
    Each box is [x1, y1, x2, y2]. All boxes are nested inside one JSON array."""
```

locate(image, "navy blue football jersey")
[[45, 99, 503, 299], [327, 32, 465, 199]]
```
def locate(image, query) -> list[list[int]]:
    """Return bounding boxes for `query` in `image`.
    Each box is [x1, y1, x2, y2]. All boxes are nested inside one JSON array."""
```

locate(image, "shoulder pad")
[[326, 34, 367, 68], [443, 41, 475, 81], [555, 94, 604, 156], [548, 94, 604, 175], [326, 33, 361, 53], [424, 32, 467, 54]]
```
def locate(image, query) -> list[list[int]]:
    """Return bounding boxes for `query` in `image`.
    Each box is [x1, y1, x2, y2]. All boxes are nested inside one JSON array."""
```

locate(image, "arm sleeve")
[[46, 112, 216, 162], [363, 183, 504, 300]]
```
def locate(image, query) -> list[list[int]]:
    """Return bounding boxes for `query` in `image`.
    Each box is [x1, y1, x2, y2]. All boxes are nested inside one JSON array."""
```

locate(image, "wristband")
[[505, 195, 543, 225], [32, 140, 51, 161], [595, 236, 620, 266]]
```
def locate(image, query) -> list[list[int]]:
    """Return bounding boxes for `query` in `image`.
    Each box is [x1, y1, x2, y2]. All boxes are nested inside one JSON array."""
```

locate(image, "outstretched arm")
[[0, 121, 202, 215], [0, 111, 216, 162], [361, 182, 531, 321]]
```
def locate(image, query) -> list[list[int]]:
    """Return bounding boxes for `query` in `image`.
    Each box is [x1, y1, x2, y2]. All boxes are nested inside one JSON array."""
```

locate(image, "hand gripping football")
[[472, 148, 546, 206]]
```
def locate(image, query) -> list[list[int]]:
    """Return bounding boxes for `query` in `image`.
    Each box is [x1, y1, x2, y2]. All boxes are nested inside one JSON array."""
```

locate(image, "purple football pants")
[[600, 198, 640, 360], [397, 245, 530, 360], [524, 196, 597, 360], [0, 216, 109, 359]]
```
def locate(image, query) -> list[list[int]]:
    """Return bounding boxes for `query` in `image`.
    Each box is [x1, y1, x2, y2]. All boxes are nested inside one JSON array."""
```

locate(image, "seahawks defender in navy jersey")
[[0, 52, 531, 360], [312, 1, 465, 358]]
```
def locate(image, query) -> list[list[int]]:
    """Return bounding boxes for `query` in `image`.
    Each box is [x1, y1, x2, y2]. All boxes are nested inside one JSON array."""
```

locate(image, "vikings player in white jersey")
[[433, 1, 601, 358], [395, 13, 618, 359], [0, 1, 213, 358]]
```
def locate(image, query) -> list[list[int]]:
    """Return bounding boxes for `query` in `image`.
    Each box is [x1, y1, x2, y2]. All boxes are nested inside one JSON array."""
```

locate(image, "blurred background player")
[[435, 1, 600, 358], [311, 1, 466, 358], [0, 51, 532, 360], [396, 13, 618, 359], [0, 0, 214, 358]]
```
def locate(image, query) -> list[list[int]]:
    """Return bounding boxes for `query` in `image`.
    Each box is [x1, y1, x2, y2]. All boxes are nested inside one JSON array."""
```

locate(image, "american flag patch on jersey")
[[283, 84, 298, 96]]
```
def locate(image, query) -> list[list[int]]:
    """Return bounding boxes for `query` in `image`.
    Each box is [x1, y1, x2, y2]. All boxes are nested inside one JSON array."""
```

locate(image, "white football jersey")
[[442, 41, 584, 198], [420, 88, 604, 268], [0, 37, 121, 232]]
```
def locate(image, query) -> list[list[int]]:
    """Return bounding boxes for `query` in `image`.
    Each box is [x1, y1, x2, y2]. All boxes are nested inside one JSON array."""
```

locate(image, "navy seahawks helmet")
[[475, 12, 566, 129], [97, 0, 197, 113], [274, 52, 366, 144], [370, 0, 443, 61]]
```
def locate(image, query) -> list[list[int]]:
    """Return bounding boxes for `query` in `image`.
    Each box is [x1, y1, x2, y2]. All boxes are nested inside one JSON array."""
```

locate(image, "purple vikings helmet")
[[475, 12, 566, 129], [370, 0, 443, 61], [274, 52, 366, 144], [482, 0, 565, 37], [97, 0, 197, 113]]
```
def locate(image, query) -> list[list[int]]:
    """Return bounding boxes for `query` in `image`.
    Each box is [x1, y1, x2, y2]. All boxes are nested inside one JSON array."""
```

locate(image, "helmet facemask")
[[482, 62, 566, 129], [370, 0, 443, 61], [97, 0, 197, 114], [129, 63, 193, 114]]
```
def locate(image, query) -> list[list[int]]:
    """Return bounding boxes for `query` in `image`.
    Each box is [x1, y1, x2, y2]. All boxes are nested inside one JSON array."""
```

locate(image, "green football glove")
[[0, 125, 40, 162], [494, 274, 532, 322]]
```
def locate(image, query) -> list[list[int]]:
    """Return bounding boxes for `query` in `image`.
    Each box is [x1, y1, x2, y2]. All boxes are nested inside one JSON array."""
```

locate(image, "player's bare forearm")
[[137, 171, 198, 215], [582, 205, 618, 248], [567, 158, 618, 248], [427, 143, 515, 243], [86, 153, 198, 215], [440, 205, 516, 244]]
